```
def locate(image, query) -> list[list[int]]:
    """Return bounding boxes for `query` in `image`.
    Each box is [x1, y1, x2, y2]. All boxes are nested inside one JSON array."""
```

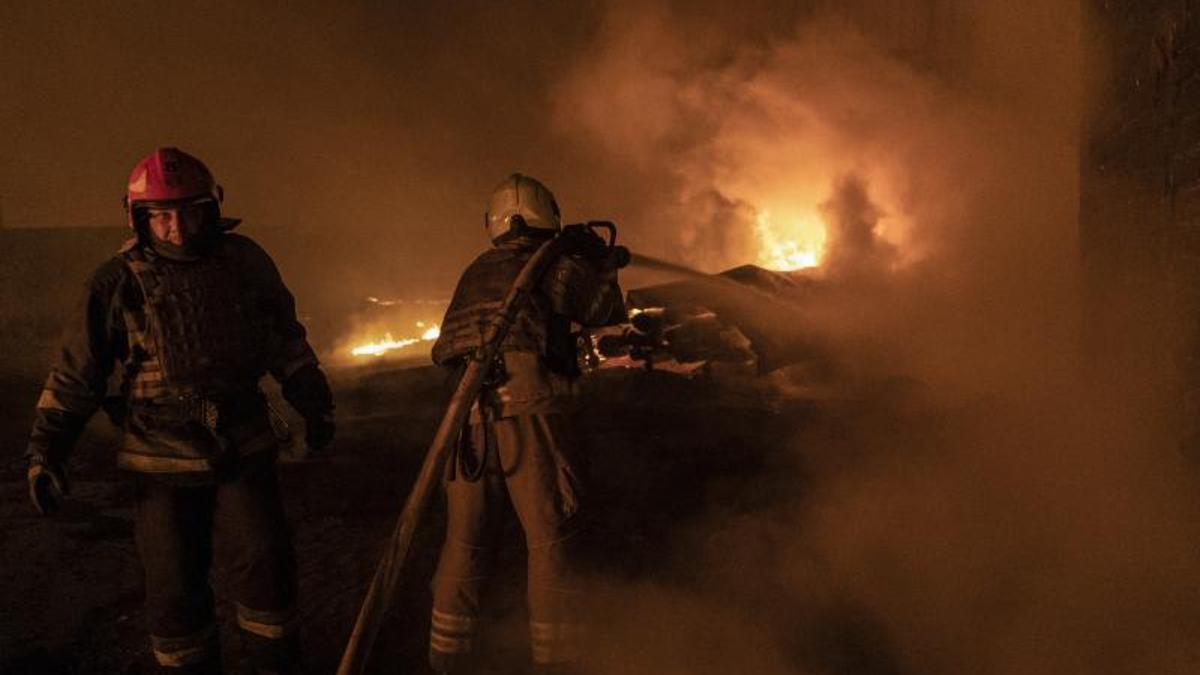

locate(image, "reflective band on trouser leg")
[[151, 624, 219, 668], [530, 620, 581, 665], [430, 608, 477, 656], [237, 603, 299, 674], [236, 602, 297, 639]]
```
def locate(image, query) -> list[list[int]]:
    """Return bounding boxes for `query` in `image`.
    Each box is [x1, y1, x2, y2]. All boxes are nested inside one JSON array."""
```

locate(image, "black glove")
[[28, 461, 69, 516], [305, 413, 335, 453], [281, 364, 335, 453]]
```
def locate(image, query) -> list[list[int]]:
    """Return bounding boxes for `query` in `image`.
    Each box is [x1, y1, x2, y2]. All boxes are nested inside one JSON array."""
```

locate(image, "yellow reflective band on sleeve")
[[35, 388, 90, 412]]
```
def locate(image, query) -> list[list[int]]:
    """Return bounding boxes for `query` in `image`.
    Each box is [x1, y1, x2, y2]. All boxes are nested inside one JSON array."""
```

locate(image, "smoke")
[[819, 173, 898, 280], [550, 0, 1091, 396], [548, 2, 1200, 674], [551, 3, 956, 273], [4, 1, 1199, 671]]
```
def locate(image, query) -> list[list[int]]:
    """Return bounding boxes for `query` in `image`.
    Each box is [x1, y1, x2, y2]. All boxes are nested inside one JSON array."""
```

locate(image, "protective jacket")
[[432, 238, 624, 419], [26, 232, 330, 479]]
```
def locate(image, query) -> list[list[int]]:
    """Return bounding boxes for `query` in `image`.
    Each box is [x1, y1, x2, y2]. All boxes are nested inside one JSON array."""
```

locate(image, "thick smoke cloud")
[[819, 174, 898, 280], [4, 2, 1199, 672], [547, 2, 1200, 674], [551, 0, 1083, 390]]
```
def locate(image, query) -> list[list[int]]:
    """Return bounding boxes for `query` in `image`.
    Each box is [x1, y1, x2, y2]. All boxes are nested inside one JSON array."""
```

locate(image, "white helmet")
[[485, 173, 561, 244]]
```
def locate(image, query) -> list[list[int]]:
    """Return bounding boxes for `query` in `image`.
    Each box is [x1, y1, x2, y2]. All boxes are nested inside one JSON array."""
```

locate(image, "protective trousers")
[[134, 456, 298, 674], [430, 413, 585, 673]]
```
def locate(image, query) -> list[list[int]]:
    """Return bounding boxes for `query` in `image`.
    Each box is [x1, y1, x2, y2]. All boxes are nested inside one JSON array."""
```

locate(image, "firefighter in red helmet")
[[25, 147, 334, 674], [427, 174, 625, 674]]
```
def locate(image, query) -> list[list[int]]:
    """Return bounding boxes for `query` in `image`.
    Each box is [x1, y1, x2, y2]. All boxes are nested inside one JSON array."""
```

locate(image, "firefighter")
[[427, 174, 625, 674], [24, 147, 335, 674]]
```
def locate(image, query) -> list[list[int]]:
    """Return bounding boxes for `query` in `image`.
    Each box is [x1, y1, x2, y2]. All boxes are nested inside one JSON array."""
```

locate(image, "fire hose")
[[336, 223, 629, 675]]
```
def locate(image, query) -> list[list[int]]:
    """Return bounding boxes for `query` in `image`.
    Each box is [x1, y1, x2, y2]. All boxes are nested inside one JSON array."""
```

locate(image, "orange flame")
[[351, 322, 441, 357], [754, 209, 824, 271]]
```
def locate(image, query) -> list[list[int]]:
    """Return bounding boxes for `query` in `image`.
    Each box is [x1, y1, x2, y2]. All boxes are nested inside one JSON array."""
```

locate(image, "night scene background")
[[3, 1, 1200, 673]]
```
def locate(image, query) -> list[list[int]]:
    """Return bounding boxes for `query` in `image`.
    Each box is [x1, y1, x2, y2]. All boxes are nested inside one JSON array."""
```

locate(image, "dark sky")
[[13, 5, 1200, 675], [0, 0, 1071, 301], [0, 1, 619, 296]]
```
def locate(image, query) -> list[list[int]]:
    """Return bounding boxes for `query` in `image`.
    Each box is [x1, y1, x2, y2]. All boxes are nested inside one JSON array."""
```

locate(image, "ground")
[[0, 358, 913, 674]]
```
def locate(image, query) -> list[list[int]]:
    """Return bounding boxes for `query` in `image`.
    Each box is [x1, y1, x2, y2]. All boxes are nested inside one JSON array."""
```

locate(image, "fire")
[[351, 322, 441, 357], [755, 209, 824, 271]]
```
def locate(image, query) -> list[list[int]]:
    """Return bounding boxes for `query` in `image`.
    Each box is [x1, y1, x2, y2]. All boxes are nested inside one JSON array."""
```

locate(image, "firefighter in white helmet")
[[428, 173, 624, 674]]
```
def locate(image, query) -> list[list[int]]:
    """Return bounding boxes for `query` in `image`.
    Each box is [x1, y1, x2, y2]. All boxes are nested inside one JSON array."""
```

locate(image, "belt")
[[130, 389, 266, 429]]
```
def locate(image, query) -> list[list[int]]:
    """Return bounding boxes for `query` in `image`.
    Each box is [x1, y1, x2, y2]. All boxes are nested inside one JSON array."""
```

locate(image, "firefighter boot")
[[150, 626, 222, 675], [237, 630, 299, 675]]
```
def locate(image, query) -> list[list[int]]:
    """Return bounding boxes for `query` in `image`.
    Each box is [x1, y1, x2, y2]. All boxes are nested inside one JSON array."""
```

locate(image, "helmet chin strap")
[[492, 216, 557, 248], [150, 236, 205, 261], [134, 221, 215, 261], [495, 230, 556, 249]]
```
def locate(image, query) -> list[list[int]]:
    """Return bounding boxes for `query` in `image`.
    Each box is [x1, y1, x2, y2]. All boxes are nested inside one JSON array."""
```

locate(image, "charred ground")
[[0, 355, 933, 674]]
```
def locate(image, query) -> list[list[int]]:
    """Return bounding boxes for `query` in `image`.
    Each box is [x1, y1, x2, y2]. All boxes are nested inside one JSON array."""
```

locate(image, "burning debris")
[[572, 172, 900, 379], [350, 322, 441, 358], [329, 296, 450, 363]]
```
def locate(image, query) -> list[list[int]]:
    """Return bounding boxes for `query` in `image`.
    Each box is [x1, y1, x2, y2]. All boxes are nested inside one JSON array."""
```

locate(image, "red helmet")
[[124, 147, 224, 229]]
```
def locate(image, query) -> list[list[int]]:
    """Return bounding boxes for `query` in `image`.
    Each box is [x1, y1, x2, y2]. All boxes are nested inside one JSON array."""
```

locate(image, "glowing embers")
[[351, 322, 441, 357], [755, 209, 824, 271]]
